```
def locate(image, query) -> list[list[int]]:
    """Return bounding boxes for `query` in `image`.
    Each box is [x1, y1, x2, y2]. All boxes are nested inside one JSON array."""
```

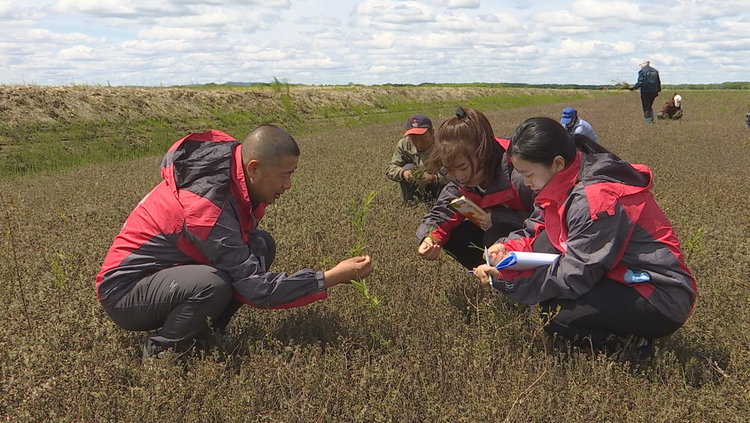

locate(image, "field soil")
[[1, 88, 749, 422]]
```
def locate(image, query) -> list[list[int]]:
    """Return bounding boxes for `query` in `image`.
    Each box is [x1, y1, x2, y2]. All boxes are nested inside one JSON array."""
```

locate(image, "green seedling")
[[684, 226, 705, 259], [348, 191, 378, 308], [409, 167, 425, 184], [348, 190, 376, 257], [50, 251, 68, 291], [347, 191, 388, 346], [351, 278, 381, 310]]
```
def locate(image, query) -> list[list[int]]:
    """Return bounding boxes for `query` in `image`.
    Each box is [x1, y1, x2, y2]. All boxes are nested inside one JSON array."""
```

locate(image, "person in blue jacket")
[[629, 59, 661, 123], [560, 107, 599, 143]]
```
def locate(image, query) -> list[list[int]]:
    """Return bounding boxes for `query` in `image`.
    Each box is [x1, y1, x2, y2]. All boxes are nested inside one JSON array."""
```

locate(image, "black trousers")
[[443, 220, 518, 270], [532, 230, 682, 350], [541, 278, 683, 350], [104, 230, 276, 354], [640, 91, 659, 117]]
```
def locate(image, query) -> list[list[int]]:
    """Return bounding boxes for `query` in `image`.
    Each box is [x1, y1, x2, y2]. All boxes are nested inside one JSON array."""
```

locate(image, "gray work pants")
[[104, 229, 276, 355]]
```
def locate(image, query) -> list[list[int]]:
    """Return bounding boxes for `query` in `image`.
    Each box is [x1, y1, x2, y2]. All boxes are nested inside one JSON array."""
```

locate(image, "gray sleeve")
[[187, 203, 325, 308], [497, 196, 633, 305], [416, 182, 463, 244], [385, 139, 409, 182], [499, 206, 544, 245], [490, 206, 528, 229]]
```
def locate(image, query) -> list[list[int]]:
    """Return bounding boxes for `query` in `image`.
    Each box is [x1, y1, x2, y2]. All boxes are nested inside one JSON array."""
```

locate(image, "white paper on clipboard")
[[496, 251, 560, 271]]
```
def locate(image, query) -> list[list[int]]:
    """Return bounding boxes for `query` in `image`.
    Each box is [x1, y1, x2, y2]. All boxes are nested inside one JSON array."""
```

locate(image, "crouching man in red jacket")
[[96, 125, 373, 359]]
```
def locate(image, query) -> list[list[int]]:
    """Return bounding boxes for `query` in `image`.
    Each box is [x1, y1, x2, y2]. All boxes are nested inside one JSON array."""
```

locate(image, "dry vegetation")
[[1, 87, 749, 422]]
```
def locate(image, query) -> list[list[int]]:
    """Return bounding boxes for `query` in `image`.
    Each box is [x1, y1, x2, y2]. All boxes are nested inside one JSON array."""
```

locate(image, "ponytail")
[[573, 134, 614, 156]]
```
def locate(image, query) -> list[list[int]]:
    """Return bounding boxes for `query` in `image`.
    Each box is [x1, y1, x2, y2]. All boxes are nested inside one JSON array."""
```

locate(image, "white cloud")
[[0, 1, 14, 19], [354, 0, 435, 29], [53, 0, 154, 18], [138, 27, 218, 40], [516, 0, 532, 10], [553, 38, 635, 58], [171, 0, 291, 7], [297, 15, 341, 26], [434, 0, 480, 9], [1, 0, 748, 85], [305, 28, 346, 39], [57, 44, 95, 60]]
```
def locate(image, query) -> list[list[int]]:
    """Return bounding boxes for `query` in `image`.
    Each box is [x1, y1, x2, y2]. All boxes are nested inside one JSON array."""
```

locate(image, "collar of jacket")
[[230, 143, 265, 219], [534, 151, 582, 210]]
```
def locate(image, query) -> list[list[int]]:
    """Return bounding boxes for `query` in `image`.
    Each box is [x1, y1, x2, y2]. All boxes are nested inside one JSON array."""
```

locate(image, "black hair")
[[242, 124, 300, 166], [508, 117, 613, 166]]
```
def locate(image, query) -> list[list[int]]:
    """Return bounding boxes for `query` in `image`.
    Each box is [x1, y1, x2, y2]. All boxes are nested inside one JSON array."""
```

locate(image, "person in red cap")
[[385, 113, 448, 203]]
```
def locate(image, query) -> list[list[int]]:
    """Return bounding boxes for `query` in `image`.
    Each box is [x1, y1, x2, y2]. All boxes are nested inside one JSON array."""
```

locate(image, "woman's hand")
[[486, 243, 508, 266], [418, 236, 441, 260], [472, 264, 499, 286], [475, 211, 492, 231]]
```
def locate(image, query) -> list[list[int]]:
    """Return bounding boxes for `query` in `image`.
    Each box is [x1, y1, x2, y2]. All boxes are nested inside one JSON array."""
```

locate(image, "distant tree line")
[[193, 81, 750, 90]]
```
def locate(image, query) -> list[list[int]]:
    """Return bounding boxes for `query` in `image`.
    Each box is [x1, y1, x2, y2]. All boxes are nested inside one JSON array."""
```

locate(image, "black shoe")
[[632, 337, 655, 360]]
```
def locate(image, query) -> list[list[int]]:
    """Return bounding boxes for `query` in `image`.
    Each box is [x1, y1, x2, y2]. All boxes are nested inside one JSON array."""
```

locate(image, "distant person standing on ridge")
[[629, 59, 661, 123], [385, 113, 448, 203], [559, 107, 599, 143]]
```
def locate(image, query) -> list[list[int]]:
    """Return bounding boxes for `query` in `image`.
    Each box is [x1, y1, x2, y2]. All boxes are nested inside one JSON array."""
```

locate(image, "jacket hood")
[[161, 130, 237, 190], [581, 152, 652, 193]]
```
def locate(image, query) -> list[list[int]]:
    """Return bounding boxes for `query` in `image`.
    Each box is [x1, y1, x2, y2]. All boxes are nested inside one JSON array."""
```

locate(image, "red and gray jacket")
[[496, 151, 696, 323], [95, 130, 327, 310], [416, 138, 535, 244]]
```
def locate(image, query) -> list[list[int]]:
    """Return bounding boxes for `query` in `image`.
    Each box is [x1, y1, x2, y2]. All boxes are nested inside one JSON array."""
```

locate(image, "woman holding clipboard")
[[473, 117, 697, 357], [416, 107, 535, 269]]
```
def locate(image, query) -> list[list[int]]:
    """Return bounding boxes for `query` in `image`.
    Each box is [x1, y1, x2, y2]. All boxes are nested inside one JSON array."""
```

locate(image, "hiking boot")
[[142, 343, 182, 362]]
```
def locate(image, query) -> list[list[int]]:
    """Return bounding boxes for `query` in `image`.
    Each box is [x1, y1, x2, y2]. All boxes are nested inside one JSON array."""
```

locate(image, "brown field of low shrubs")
[[1, 89, 749, 422]]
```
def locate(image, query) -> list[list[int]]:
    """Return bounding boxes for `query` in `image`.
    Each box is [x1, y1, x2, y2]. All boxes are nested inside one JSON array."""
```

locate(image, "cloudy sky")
[[1, 0, 748, 86]]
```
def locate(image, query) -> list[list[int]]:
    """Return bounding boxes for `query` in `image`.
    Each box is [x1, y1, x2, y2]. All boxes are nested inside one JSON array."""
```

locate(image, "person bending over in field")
[[657, 94, 683, 120], [560, 107, 599, 143], [385, 113, 448, 203], [472, 117, 696, 358], [416, 107, 535, 270], [96, 125, 373, 359]]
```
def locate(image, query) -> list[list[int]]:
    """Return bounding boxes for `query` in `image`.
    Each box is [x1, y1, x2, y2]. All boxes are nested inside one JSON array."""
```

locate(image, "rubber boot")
[[645, 111, 654, 123]]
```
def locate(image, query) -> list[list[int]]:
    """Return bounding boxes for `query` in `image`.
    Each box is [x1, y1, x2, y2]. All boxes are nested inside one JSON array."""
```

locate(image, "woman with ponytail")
[[473, 117, 696, 357], [416, 107, 535, 269]]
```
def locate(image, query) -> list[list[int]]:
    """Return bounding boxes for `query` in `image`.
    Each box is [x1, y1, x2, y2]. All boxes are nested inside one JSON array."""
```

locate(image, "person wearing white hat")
[[629, 59, 662, 123], [657, 94, 683, 120]]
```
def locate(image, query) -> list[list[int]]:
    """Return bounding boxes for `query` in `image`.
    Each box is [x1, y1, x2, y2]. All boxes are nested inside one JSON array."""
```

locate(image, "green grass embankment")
[[0, 85, 619, 176]]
